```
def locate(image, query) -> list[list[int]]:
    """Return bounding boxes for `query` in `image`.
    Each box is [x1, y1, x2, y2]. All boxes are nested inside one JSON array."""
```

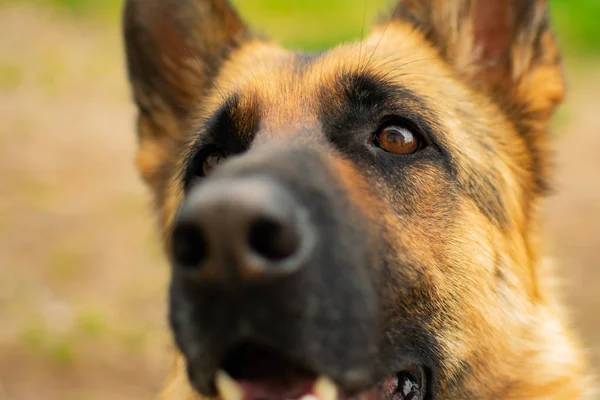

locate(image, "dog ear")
[[123, 0, 250, 190], [393, 0, 564, 192]]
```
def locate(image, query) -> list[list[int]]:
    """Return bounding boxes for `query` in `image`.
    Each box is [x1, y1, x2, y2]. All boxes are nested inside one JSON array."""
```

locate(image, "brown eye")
[[374, 124, 421, 154], [202, 153, 225, 176]]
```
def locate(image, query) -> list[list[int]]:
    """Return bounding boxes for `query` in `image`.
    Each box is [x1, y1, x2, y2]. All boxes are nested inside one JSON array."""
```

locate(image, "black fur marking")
[[183, 93, 260, 189], [318, 71, 447, 161]]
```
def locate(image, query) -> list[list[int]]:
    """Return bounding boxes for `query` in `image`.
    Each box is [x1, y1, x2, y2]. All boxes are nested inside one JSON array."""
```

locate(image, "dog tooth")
[[216, 370, 243, 400], [314, 376, 338, 400], [300, 395, 318, 400]]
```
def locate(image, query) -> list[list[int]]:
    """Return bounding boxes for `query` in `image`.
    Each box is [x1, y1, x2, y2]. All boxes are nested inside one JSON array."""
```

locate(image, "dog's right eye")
[[372, 122, 424, 155]]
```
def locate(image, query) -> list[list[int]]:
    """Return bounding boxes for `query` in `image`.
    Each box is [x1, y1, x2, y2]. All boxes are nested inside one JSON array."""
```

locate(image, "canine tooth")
[[300, 396, 318, 400], [216, 370, 243, 400], [314, 376, 338, 400]]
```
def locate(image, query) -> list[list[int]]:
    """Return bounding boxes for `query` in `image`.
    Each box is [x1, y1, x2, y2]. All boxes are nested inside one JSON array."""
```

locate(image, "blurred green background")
[[8, 0, 600, 54], [0, 1, 598, 399]]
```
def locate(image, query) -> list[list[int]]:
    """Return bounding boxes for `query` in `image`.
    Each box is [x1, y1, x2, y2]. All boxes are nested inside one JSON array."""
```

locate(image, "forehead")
[[203, 24, 449, 120]]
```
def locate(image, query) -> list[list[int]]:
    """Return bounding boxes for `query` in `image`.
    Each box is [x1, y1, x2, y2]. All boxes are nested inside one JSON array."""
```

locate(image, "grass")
[[7, 0, 600, 55], [75, 308, 109, 338], [21, 321, 76, 365]]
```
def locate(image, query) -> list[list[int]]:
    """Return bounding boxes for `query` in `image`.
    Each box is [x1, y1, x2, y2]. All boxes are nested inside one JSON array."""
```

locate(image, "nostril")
[[248, 217, 300, 262], [172, 224, 207, 269]]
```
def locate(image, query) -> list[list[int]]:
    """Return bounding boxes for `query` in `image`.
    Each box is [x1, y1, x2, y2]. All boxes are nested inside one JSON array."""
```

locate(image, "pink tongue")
[[237, 378, 316, 400]]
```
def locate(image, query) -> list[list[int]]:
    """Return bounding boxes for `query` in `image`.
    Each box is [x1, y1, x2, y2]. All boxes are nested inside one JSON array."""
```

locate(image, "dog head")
[[124, 1, 587, 398]]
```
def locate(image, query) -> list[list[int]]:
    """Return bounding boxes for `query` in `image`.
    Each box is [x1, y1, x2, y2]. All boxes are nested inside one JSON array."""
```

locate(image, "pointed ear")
[[393, 0, 564, 192], [123, 0, 250, 189]]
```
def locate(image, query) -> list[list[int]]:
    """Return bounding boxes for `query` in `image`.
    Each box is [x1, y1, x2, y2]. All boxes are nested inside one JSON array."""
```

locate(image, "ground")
[[0, 5, 598, 399]]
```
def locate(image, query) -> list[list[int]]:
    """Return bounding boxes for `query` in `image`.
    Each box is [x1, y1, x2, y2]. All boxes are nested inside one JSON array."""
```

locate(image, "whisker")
[[358, 0, 369, 68], [362, 5, 396, 72]]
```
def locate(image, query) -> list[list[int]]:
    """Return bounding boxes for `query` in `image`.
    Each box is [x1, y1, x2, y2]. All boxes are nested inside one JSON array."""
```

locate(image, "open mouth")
[[214, 342, 427, 400]]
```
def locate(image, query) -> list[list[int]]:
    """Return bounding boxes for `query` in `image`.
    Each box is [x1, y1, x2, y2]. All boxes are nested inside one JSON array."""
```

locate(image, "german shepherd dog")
[[123, 0, 592, 398]]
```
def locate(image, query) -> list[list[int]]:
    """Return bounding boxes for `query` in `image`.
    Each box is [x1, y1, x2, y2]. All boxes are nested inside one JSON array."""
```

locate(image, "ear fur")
[[123, 0, 250, 191]]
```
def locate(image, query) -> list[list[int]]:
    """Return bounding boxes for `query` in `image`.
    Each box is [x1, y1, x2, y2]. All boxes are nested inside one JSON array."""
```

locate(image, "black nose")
[[171, 177, 315, 284]]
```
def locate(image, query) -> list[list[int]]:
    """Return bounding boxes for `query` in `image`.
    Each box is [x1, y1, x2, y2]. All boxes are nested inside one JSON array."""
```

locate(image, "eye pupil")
[[374, 124, 420, 154]]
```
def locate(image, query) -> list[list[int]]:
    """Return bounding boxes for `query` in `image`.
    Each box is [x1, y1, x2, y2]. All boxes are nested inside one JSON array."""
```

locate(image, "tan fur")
[[123, 1, 593, 398]]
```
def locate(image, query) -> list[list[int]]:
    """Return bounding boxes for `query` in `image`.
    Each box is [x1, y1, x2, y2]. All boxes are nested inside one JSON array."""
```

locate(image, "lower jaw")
[[214, 370, 426, 400]]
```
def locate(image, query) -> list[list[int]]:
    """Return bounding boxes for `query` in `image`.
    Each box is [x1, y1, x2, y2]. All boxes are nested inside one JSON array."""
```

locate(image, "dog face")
[[124, 1, 588, 399]]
